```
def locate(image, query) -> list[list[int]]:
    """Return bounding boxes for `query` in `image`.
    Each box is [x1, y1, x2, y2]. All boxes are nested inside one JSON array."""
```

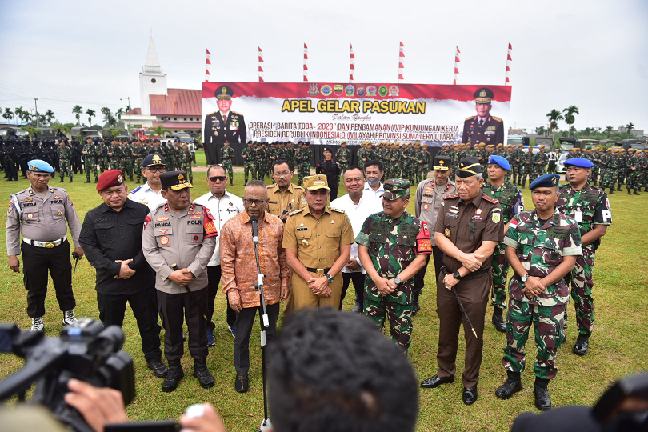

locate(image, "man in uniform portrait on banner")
[[203, 85, 246, 165], [461, 87, 504, 148]]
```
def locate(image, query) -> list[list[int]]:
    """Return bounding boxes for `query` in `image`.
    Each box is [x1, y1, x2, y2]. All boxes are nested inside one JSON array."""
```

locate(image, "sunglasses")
[[209, 176, 227, 182]]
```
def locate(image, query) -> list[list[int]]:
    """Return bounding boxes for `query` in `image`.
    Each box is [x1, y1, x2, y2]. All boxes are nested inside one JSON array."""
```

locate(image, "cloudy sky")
[[1, 0, 646, 131]]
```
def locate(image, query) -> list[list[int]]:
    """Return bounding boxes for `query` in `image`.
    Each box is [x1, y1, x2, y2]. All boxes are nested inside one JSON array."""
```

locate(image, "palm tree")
[[72, 105, 83, 125], [545, 109, 564, 135], [116, 107, 124, 120], [86, 109, 96, 126], [2, 107, 13, 122], [14, 106, 31, 125], [562, 106, 579, 136], [605, 125, 613, 136], [625, 122, 634, 133], [535, 126, 546, 136], [100, 107, 112, 125], [152, 125, 168, 138], [44, 109, 55, 125]]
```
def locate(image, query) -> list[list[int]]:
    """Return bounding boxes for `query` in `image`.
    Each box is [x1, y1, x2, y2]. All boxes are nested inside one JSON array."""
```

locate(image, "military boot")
[[492, 307, 506, 333], [573, 335, 589, 356], [533, 378, 551, 411], [495, 371, 522, 399], [162, 363, 184, 393], [193, 359, 215, 389]]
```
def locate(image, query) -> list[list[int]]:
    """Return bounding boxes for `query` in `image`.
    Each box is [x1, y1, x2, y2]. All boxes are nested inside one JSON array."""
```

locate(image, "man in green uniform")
[[495, 173, 581, 411], [482, 155, 523, 332], [336, 141, 350, 174], [221, 141, 234, 185], [297, 141, 311, 186], [242, 141, 255, 184], [356, 179, 431, 352], [556, 157, 611, 356], [57, 140, 73, 182], [82, 137, 98, 183]]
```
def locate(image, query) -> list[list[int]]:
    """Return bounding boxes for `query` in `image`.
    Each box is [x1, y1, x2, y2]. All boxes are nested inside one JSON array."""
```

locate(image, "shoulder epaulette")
[[482, 193, 499, 204], [492, 116, 502, 122], [465, 115, 475, 121], [444, 193, 459, 200], [288, 208, 303, 216], [293, 185, 304, 190], [330, 207, 345, 214], [266, 184, 276, 189]]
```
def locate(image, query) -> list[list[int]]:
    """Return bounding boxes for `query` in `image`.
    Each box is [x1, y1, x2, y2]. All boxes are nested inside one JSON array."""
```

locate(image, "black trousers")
[[413, 246, 444, 297], [206, 265, 237, 330], [97, 289, 162, 361], [157, 288, 208, 364], [21, 241, 75, 318], [340, 272, 366, 310], [204, 143, 219, 165], [234, 303, 279, 374]]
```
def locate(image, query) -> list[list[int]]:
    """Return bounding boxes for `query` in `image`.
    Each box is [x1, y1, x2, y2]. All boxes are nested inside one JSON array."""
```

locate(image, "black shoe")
[[495, 372, 522, 399], [492, 307, 507, 333], [162, 365, 184, 392], [534, 382, 551, 411], [420, 374, 454, 389], [194, 361, 215, 389], [146, 358, 168, 378], [235, 372, 249, 393], [462, 386, 478, 405], [573, 335, 589, 356]]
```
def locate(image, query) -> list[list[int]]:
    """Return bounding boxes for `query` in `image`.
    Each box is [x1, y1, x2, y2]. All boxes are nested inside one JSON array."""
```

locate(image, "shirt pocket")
[[22, 210, 40, 223], [51, 204, 65, 220], [154, 226, 173, 247], [94, 220, 115, 244], [186, 223, 204, 245]]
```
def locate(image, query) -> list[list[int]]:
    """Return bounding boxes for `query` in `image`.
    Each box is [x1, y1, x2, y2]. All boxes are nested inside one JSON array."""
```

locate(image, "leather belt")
[[23, 237, 67, 248], [305, 267, 331, 274]]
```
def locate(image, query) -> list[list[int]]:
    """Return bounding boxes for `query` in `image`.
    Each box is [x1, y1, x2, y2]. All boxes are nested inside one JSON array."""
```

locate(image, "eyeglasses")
[[243, 198, 267, 206], [209, 176, 227, 182], [147, 167, 166, 173]]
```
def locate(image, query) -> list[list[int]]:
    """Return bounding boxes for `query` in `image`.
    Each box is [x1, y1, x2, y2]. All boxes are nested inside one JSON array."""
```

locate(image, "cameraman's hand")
[[65, 378, 128, 432], [180, 403, 227, 432]]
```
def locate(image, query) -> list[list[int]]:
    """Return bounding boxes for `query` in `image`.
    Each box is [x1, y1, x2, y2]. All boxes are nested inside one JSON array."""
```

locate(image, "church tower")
[[139, 34, 167, 115]]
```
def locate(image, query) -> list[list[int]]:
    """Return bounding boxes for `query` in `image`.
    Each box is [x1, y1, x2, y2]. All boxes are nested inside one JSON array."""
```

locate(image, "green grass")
[[0, 154, 646, 431]]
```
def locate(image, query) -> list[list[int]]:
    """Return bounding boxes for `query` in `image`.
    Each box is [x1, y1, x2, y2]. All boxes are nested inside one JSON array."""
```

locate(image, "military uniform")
[[266, 182, 305, 222], [203, 86, 246, 165], [57, 143, 73, 182], [461, 88, 504, 147], [335, 144, 350, 173], [221, 143, 234, 184], [82, 140, 98, 183], [356, 179, 431, 351], [241, 142, 255, 183]]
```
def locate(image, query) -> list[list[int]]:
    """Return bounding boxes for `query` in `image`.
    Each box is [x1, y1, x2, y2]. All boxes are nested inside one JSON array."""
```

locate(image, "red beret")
[[97, 170, 124, 191]]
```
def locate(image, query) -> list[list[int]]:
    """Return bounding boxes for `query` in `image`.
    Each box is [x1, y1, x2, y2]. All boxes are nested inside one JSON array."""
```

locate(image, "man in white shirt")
[[331, 166, 382, 312], [194, 165, 244, 346], [129, 154, 167, 213], [364, 160, 385, 199]]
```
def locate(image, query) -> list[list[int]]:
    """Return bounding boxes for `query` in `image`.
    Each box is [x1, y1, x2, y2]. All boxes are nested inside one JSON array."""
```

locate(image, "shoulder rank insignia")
[[330, 207, 345, 214], [491, 116, 502, 122], [482, 194, 499, 204], [288, 208, 303, 216], [444, 193, 459, 200]]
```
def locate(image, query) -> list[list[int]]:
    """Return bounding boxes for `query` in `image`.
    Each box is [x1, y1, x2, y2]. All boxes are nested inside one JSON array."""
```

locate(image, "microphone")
[[251, 217, 259, 244]]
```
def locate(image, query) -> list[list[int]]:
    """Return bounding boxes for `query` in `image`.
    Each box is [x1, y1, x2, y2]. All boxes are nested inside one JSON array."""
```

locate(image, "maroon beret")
[[97, 169, 124, 191]]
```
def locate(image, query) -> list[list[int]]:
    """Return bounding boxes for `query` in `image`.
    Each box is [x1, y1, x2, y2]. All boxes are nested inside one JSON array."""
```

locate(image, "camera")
[[0, 318, 135, 432]]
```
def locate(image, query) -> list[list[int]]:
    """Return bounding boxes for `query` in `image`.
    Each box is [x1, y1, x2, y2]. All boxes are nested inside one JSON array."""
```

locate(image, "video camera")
[[0, 319, 135, 432]]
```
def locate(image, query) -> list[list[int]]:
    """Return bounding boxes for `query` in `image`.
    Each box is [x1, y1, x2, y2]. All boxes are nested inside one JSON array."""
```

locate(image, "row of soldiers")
[[240, 140, 314, 185]]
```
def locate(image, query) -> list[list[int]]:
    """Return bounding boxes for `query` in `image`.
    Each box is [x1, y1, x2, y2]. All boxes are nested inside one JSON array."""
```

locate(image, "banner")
[[202, 82, 511, 146]]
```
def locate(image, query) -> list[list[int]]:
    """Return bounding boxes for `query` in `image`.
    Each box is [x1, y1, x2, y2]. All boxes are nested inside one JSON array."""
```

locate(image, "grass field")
[[0, 152, 646, 431]]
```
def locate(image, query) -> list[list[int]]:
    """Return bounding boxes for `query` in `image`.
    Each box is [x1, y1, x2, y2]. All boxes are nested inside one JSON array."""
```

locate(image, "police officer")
[[420, 158, 502, 406], [79, 170, 166, 379], [267, 160, 304, 223], [6, 159, 83, 331], [556, 157, 611, 356], [461, 88, 504, 147], [141, 171, 218, 392], [283, 174, 354, 310], [203, 86, 246, 165], [129, 154, 167, 213], [495, 174, 581, 411], [483, 155, 523, 332], [356, 179, 431, 352]]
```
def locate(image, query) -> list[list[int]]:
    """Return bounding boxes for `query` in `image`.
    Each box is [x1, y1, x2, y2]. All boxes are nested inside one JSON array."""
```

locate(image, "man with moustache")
[[266, 160, 305, 223]]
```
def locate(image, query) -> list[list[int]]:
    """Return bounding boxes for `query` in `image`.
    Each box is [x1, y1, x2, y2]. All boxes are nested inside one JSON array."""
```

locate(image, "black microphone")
[[251, 217, 259, 244]]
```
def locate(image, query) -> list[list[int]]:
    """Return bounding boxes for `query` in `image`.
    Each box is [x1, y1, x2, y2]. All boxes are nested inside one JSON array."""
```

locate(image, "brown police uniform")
[[282, 206, 354, 309], [266, 183, 305, 221], [434, 192, 502, 388]]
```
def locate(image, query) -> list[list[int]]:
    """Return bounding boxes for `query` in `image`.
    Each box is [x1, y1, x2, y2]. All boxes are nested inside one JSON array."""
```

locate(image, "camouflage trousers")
[[222, 159, 234, 182], [363, 294, 414, 351], [298, 163, 310, 186], [59, 159, 72, 181], [491, 242, 509, 309], [244, 162, 255, 182], [85, 160, 98, 182], [567, 248, 595, 337], [503, 299, 565, 380]]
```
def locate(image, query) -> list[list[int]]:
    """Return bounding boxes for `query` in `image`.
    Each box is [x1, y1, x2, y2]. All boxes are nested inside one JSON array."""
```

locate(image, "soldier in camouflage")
[[356, 179, 431, 351], [57, 139, 73, 182], [82, 137, 98, 183], [221, 141, 234, 185], [241, 141, 254, 184], [556, 157, 611, 356], [296, 141, 311, 186], [336, 141, 351, 174], [495, 173, 581, 411], [483, 155, 523, 333]]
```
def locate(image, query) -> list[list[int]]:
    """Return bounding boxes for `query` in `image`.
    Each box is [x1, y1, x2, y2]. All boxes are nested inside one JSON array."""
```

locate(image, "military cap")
[[474, 87, 494, 104], [457, 158, 484, 178], [97, 169, 124, 192], [303, 174, 330, 191], [160, 170, 193, 191], [27, 159, 54, 174], [215, 85, 233, 100], [530, 173, 560, 190], [488, 154, 511, 171], [433, 155, 451, 171], [142, 153, 166, 168], [563, 157, 594, 169], [383, 178, 411, 201]]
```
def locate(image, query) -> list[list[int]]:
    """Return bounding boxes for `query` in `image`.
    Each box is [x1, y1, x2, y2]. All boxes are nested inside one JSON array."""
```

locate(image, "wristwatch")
[[325, 273, 335, 284], [393, 276, 402, 285], [521, 274, 529, 283], [453, 271, 462, 280]]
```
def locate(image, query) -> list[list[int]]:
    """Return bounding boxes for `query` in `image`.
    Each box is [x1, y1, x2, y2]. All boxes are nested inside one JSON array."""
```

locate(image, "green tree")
[[2, 107, 13, 122], [116, 107, 124, 120], [562, 106, 579, 136], [546, 109, 563, 135], [535, 126, 546, 136], [72, 105, 83, 125], [44, 109, 55, 125], [605, 125, 613, 136], [86, 108, 96, 125], [152, 125, 168, 138], [100, 107, 112, 124], [625, 122, 634, 134], [14, 106, 31, 124]]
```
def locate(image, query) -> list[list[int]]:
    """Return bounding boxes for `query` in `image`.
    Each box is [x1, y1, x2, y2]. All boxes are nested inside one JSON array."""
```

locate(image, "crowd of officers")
[[3, 140, 619, 414]]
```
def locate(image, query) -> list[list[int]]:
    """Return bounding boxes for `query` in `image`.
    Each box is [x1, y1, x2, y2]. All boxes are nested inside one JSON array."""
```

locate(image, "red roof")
[[155, 121, 202, 130], [150, 88, 201, 116], [127, 108, 142, 115]]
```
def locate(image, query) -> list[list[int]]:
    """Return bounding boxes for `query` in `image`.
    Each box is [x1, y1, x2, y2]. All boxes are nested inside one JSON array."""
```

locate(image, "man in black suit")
[[203, 85, 246, 165]]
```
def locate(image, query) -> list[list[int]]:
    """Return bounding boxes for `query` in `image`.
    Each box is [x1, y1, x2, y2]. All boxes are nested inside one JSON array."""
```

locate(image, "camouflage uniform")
[[556, 183, 612, 339], [57, 143, 73, 182], [502, 210, 582, 379], [356, 183, 431, 351], [82, 141, 98, 183], [296, 144, 311, 186], [241, 143, 254, 183], [336, 144, 350, 173], [221, 143, 234, 184], [122, 142, 134, 181]]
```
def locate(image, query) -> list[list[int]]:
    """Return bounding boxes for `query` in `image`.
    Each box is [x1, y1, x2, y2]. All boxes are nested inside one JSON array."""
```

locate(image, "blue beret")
[[564, 157, 594, 169], [488, 155, 511, 171], [530, 173, 560, 190], [27, 159, 54, 174]]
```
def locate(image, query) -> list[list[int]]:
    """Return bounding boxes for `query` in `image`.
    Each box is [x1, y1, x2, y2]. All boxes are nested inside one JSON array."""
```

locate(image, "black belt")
[[305, 267, 331, 274]]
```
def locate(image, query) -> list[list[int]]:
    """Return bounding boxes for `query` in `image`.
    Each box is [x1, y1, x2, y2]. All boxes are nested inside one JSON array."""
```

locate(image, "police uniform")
[[266, 182, 305, 222], [461, 87, 504, 146], [203, 86, 246, 165], [141, 171, 218, 392], [282, 175, 354, 310], [6, 159, 81, 330], [129, 154, 167, 213]]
